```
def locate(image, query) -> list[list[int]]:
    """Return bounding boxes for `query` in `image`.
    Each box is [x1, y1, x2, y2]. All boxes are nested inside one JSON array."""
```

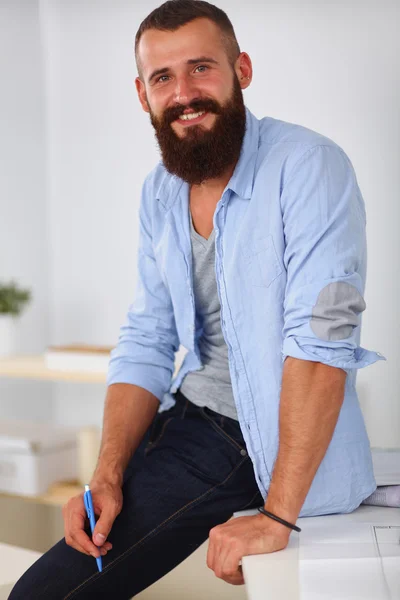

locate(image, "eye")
[[194, 65, 208, 73], [157, 75, 170, 83]]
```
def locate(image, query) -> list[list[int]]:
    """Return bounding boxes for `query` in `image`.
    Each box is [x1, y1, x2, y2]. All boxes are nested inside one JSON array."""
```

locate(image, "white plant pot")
[[0, 314, 16, 358]]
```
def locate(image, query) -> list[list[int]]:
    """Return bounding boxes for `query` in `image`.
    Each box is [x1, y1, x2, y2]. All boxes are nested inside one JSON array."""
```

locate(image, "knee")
[[8, 575, 33, 600]]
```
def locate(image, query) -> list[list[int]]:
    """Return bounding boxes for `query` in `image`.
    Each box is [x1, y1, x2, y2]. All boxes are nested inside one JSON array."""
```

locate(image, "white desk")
[[234, 505, 400, 600]]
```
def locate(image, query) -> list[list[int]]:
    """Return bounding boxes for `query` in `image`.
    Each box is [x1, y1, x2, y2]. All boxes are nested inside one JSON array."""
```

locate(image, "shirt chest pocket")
[[241, 234, 283, 288]]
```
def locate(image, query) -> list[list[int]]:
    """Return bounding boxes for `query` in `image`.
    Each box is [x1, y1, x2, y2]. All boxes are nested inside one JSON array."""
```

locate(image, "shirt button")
[[240, 449, 247, 457]]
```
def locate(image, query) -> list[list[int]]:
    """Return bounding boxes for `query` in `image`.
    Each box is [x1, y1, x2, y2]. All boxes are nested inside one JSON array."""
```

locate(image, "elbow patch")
[[310, 282, 366, 341]]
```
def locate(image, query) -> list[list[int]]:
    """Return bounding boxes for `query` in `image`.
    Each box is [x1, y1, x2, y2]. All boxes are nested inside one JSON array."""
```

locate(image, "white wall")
[[38, 0, 399, 445], [39, 0, 159, 346], [0, 0, 52, 422], [38, 0, 160, 429]]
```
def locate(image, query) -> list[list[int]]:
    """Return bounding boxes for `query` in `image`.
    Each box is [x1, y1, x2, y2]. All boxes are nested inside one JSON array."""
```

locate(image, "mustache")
[[162, 98, 222, 125]]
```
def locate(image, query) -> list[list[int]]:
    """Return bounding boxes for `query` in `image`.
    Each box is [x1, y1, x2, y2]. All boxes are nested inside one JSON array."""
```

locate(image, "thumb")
[[93, 505, 116, 546], [93, 530, 106, 547]]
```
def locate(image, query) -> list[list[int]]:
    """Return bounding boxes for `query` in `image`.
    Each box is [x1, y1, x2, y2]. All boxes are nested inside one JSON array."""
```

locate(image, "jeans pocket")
[[145, 414, 174, 455], [199, 407, 247, 455], [145, 391, 187, 453]]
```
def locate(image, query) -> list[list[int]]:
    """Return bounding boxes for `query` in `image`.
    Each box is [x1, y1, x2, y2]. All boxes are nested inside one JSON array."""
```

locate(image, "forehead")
[[138, 18, 228, 76]]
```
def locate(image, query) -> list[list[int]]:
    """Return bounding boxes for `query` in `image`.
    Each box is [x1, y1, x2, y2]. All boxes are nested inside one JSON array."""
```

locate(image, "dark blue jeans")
[[9, 390, 264, 599]]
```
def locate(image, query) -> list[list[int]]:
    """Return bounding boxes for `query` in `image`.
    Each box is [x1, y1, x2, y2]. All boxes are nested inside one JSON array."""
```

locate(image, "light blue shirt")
[[107, 107, 386, 517]]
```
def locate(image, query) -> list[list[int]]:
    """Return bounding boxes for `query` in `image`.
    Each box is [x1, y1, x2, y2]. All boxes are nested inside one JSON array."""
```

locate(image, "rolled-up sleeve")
[[106, 176, 179, 405], [280, 144, 386, 371]]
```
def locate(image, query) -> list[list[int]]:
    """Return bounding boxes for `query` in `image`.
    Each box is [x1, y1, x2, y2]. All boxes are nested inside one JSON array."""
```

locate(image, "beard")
[[148, 75, 246, 185]]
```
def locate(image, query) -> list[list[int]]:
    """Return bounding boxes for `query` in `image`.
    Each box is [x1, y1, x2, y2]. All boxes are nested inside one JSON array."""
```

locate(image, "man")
[[10, 1, 385, 598]]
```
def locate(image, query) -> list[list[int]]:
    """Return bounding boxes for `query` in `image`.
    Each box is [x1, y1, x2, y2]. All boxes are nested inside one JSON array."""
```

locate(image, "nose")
[[173, 74, 200, 107]]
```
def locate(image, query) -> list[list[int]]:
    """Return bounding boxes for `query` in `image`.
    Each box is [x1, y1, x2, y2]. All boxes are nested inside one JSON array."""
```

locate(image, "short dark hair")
[[135, 0, 240, 79]]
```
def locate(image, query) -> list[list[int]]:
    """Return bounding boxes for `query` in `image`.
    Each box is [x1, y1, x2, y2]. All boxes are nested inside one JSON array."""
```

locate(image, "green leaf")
[[0, 280, 32, 316]]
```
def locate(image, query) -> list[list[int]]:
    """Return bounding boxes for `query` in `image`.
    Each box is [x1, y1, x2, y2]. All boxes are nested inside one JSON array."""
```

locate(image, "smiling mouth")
[[175, 111, 209, 126]]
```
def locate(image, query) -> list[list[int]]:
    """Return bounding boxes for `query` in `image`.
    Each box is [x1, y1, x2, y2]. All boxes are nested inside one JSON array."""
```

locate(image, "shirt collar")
[[155, 106, 260, 210], [225, 106, 260, 201]]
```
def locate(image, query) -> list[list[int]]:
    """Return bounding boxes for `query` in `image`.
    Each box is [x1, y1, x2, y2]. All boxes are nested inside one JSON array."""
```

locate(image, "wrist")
[[91, 466, 123, 488], [260, 501, 300, 535], [255, 512, 291, 539], [264, 496, 300, 527]]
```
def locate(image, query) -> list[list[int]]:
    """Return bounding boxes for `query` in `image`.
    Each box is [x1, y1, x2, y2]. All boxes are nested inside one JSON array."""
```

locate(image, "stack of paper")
[[371, 448, 400, 486], [44, 344, 113, 373], [360, 448, 400, 508]]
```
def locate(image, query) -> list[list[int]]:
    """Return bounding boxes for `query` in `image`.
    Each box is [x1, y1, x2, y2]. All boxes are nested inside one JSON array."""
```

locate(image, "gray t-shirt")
[[179, 213, 238, 421]]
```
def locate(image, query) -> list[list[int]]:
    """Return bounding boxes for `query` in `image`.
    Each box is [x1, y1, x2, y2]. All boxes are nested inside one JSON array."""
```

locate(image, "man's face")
[[135, 18, 247, 185]]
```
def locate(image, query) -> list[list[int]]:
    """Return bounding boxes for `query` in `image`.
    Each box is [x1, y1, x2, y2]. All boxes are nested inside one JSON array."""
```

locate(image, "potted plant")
[[0, 280, 32, 358]]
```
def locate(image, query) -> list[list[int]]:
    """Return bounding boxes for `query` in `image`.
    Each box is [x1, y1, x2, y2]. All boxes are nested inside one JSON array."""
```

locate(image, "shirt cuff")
[[281, 336, 386, 370], [106, 362, 170, 405]]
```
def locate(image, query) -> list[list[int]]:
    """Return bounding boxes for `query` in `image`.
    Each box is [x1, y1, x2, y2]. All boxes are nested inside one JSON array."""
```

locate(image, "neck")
[[190, 162, 237, 198]]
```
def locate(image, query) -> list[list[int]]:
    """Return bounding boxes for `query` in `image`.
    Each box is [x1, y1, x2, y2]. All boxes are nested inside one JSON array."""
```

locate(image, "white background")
[[1, 0, 399, 445]]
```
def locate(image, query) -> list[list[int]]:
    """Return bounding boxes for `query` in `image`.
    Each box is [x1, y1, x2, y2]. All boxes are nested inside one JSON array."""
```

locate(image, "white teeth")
[[179, 111, 205, 121]]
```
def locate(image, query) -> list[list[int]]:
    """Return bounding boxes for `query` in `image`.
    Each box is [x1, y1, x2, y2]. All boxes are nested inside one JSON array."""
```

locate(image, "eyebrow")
[[148, 56, 219, 83]]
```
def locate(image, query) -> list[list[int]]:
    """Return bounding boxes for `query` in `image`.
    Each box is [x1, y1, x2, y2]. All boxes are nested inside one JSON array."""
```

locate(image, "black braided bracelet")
[[257, 507, 301, 532]]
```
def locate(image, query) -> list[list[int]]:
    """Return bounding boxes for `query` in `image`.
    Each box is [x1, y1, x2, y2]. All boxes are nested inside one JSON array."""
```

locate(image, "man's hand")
[[207, 513, 291, 585], [62, 478, 122, 558]]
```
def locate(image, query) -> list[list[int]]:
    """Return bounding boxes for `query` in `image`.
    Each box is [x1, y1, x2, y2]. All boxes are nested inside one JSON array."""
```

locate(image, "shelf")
[[0, 480, 83, 507], [0, 355, 107, 383], [0, 351, 187, 508], [0, 353, 184, 384]]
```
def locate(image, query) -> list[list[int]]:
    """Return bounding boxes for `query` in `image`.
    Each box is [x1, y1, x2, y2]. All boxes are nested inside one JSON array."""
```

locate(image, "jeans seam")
[[144, 417, 173, 455], [63, 455, 248, 599], [200, 409, 244, 452], [180, 397, 189, 420]]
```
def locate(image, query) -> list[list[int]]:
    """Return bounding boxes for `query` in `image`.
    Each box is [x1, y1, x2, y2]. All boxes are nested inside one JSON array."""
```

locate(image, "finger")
[[72, 534, 110, 558], [67, 538, 94, 557], [221, 552, 244, 585], [84, 523, 113, 552], [64, 503, 88, 555], [208, 527, 222, 572], [63, 498, 112, 556], [70, 510, 101, 557], [94, 541, 112, 554], [64, 535, 89, 556], [92, 501, 119, 546], [222, 572, 245, 586], [78, 541, 109, 558], [64, 525, 105, 558], [215, 543, 230, 579], [206, 538, 215, 571]]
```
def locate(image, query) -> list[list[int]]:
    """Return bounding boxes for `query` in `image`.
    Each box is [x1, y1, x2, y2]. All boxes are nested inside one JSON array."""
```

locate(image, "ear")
[[135, 77, 150, 113], [234, 52, 253, 90]]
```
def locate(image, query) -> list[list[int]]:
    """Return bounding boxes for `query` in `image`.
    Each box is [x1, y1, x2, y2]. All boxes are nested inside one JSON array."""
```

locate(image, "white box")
[[44, 344, 112, 373], [0, 419, 78, 496]]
